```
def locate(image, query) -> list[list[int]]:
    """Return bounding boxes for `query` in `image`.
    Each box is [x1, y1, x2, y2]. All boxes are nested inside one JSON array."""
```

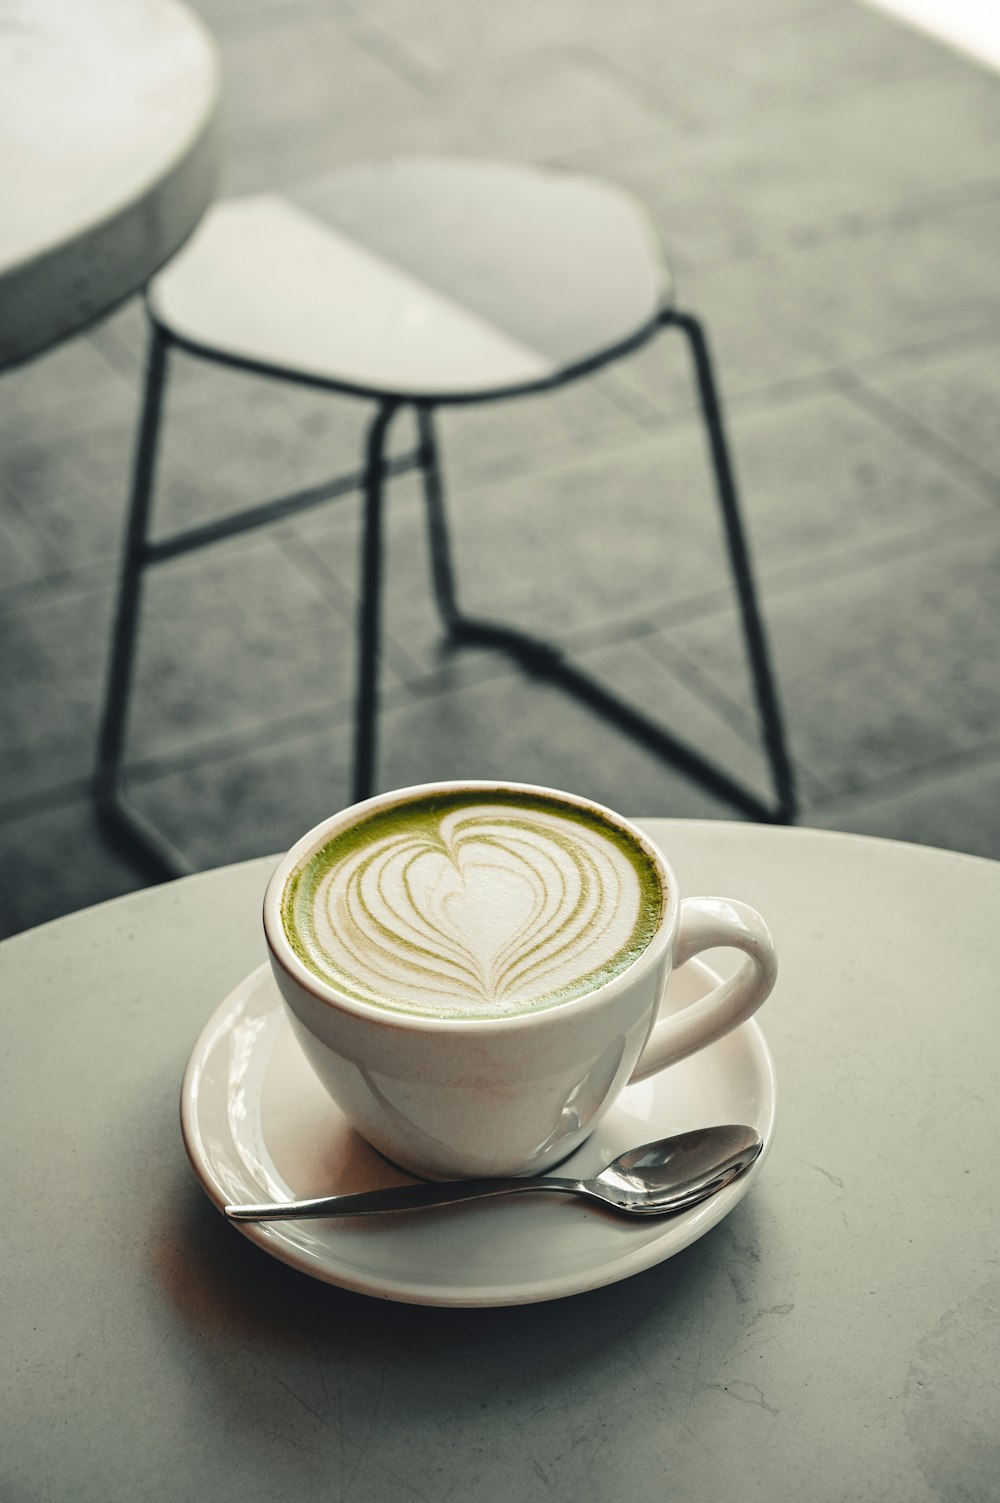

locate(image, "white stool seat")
[[149, 157, 673, 401]]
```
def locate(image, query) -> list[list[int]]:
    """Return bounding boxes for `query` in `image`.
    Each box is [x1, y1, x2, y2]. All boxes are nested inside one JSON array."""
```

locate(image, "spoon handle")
[[225, 1176, 581, 1221]]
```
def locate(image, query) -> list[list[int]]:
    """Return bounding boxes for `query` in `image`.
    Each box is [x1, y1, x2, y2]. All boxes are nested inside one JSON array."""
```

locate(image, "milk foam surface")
[[282, 792, 664, 1018]]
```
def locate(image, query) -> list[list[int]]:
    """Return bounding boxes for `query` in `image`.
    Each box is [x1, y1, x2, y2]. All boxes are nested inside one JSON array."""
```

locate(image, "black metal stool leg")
[[352, 401, 401, 805], [95, 325, 192, 879], [667, 310, 797, 821], [416, 404, 461, 633]]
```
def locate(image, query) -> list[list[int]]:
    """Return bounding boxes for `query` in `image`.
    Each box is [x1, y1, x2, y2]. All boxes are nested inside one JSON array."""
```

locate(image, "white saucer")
[[181, 961, 776, 1307]]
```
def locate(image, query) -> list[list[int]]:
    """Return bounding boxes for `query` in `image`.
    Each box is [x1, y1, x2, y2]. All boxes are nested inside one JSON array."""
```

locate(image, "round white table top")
[[2, 820, 997, 1501], [0, 0, 219, 368]]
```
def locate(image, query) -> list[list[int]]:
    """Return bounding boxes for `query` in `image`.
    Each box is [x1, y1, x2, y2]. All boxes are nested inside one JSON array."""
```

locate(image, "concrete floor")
[[3, 0, 1000, 937]]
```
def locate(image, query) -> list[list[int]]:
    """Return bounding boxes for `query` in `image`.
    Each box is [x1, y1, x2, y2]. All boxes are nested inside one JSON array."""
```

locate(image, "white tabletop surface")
[[0, 0, 219, 368], [2, 820, 997, 1502]]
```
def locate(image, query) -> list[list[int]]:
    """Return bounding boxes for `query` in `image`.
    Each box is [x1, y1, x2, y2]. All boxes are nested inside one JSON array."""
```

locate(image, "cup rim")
[[263, 780, 678, 1033]]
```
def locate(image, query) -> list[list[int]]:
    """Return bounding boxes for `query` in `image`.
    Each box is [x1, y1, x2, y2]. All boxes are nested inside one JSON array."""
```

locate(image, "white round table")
[[0, 0, 219, 368], [2, 821, 996, 1501]]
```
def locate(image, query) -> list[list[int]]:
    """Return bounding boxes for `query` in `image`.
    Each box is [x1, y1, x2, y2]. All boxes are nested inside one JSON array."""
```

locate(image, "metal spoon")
[[224, 1123, 762, 1222]]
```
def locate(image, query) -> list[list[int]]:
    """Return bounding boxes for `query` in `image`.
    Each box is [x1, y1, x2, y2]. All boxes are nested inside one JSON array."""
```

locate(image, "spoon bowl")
[[225, 1124, 763, 1223]]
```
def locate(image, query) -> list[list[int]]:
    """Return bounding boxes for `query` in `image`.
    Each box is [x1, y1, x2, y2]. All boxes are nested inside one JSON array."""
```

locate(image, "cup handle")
[[629, 897, 777, 1084]]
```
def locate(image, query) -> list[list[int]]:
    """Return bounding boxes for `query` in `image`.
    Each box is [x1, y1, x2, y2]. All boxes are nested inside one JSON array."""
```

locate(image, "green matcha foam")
[[282, 790, 664, 1019]]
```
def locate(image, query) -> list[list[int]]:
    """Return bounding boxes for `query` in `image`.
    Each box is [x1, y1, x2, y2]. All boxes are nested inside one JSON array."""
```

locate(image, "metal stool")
[[97, 157, 796, 878]]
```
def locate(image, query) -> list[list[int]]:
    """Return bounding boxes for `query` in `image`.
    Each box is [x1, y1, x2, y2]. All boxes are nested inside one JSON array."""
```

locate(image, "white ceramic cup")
[[264, 781, 777, 1180]]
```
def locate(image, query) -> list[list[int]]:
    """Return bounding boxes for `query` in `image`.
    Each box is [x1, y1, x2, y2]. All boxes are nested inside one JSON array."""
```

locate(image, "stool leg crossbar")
[[97, 311, 796, 881]]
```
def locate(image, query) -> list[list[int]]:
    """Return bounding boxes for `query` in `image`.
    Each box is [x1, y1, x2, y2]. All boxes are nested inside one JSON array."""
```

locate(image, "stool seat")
[[148, 156, 673, 401]]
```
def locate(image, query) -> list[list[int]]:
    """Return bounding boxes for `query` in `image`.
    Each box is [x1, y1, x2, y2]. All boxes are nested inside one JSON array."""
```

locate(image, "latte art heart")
[[282, 793, 664, 1018]]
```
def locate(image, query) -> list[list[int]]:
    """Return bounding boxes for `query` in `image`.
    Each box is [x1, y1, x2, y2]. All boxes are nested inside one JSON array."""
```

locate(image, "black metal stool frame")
[[96, 304, 796, 880]]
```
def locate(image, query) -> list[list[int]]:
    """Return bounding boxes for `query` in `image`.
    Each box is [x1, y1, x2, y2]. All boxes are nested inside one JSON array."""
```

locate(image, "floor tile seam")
[[830, 370, 1000, 502], [220, 84, 426, 157], [392, 649, 532, 700], [665, 172, 1000, 278], [286, 417, 657, 535], [775, 171, 1000, 252], [7, 676, 994, 843], [446, 411, 720, 491], [0, 387, 246, 456], [111, 688, 404, 790], [117, 394, 646, 514], [0, 471, 127, 584], [452, 35, 649, 92], [438, 379, 652, 440], [200, 0, 332, 33], [0, 560, 115, 617], [587, 46, 958, 139], [361, 600, 828, 800], [569, 41, 702, 133], [543, 127, 709, 187], [797, 167, 999, 247], [796, 733, 1000, 814], [270, 523, 432, 684], [7, 360, 637, 461], [629, 629, 770, 748], [336, 1, 437, 95], [624, 634, 832, 803], [0, 504, 45, 582], [604, 169, 1000, 282], [0, 379, 139, 446], [875, 169, 1000, 229], [105, 654, 762, 807], [87, 309, 333, 401], [104, 353, 244, 409], [0, 776, 94, 829], [555, 77, 1000, 173], [64, 327, 135, 390], [115, 651, 532, 790], [621, 365, 855, 435], [95, 611, 782, 792], [440, 416, 655, 493], [209, 0, 390, 47], [0, 397, 147, 459], [354, 0, 813, 84], [0, 475, 993, 635], [554, 39, 975, 158], [616, 330, 1000, 434], [717, 364, 906, 423], [620, 357, 950, 435], [840, 313, 1000, 378], [442, 465, 998, 607], [593, 367, 673, 428], [352, 15, 677, 101], [266, 522, 364, 630], [84, 316, 148, 384], [0, 515, 366, 619], [709, 53, 992, 132], [759, 505, 1000, 591], [221, 43, 661, 153], [189, 0, 277, 23], [628, 631, 834, 801], [4, 737, 994, 844], [607, 506, 1000, 639], [382, 497, 1000, 676]]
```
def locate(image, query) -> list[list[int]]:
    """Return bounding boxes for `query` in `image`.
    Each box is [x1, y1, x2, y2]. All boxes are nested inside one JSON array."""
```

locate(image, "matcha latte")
[[281, 789, 665, 1019]]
